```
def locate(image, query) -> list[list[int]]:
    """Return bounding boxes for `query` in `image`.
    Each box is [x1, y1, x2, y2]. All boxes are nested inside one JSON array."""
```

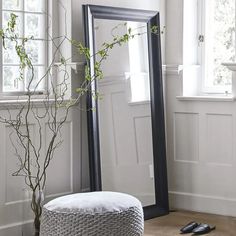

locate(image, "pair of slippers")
[[180, 222, 216, 235]]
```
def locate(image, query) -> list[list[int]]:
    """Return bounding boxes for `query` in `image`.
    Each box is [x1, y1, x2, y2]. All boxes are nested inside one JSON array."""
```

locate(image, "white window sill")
[[176, 95, 235, 102], [0, 98, 77, 110]]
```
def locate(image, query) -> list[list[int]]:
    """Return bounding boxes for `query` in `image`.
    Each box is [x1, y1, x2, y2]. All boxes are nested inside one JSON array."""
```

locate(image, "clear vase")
[[22, 189, 45, 236]]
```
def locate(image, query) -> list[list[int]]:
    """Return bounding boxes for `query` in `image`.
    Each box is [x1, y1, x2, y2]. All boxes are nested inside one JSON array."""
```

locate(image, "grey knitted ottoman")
[[40, 191, 144, 236]]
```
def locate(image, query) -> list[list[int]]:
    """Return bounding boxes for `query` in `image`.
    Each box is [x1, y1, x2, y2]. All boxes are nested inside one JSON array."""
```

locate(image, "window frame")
[[0, 0, 49, 98], [198, 0, 234, 95]]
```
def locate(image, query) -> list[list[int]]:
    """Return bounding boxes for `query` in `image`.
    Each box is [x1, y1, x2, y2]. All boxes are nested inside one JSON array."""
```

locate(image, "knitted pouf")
[[40, 191, 144, 236]]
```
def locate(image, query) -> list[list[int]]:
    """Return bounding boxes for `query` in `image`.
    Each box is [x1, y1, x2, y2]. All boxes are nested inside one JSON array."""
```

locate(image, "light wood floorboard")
[[144, 211, 236, 236]]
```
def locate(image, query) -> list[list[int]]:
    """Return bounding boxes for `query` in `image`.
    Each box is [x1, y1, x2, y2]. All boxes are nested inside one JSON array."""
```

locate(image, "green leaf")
[[75, 87, 88, 94], [60, 57, 66, 65], [85, 65, 91, 81], [8, 13, 18, 32], [151, 25, 158, 34]]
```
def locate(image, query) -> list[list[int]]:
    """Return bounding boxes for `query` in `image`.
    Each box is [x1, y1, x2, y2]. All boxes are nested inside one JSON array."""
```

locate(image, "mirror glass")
[[94, 18, 155, 207]]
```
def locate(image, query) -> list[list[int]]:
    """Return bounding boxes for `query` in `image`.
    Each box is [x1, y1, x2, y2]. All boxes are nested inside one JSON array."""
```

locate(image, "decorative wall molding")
[[206, 112, 233, 116], [0, 220, 33, 230], [98, 75, 125, 86], [163, 64, 183, 75], [110, 91, 125, 166], [206, 113, 233, 166], [169, 190, 236, 203], [133, 115, 152, 165], [173, 112, 199, 163], [163, 64, 200, 76], [54, 62, 85, 74]]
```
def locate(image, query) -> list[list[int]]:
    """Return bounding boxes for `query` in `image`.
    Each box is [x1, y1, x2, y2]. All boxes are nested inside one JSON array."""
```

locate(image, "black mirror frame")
[[83, 4, 169, 219]]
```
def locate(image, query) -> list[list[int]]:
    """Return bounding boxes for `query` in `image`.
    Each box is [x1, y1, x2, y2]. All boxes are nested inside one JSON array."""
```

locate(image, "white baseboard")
[[169, 191, 236, 217]]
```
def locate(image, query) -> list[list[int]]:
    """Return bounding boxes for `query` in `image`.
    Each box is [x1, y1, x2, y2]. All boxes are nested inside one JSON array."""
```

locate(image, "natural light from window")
[[2, 0, 47, 93], [204, 0, 235, 93], [126, 22, 150, 102]]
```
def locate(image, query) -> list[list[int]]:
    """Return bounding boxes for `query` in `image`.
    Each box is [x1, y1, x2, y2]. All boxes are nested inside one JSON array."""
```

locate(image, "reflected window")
[[95, 19, 150, 103], [126, 22, 150, 102]]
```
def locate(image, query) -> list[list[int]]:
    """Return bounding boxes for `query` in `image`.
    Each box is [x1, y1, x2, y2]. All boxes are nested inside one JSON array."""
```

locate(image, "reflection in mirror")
[[94, 19, 155, 207]]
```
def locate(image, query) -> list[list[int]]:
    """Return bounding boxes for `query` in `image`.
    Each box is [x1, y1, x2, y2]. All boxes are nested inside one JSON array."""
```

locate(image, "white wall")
[[166, 0, 236, 217], [0, 1, 166, 234]]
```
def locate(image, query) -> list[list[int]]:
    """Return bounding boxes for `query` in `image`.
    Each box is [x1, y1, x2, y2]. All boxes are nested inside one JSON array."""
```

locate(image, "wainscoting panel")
[[173, 112, 199, 163], [5, 124, 36, 204], [206, 113, 233, 166], [46, 121, 73, 197], [134, 116, 153, 165], [98, 92, 117, 166], [166, 66, 236, 216], [0, 107, 81, 235], [111, 91, 137, 166]]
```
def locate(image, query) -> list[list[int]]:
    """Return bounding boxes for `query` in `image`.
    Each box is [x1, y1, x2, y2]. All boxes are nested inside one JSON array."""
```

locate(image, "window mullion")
[[2, 9, 45, 15], [235, 0, 236, 61], [44, 0, 49, 92], [199, 0, 206, 94], [0, 0, 3, 93], [22, 0, 26, 92]]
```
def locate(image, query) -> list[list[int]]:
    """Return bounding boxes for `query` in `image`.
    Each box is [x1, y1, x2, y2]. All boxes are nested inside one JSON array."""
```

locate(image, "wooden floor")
[[144, 211, 236, 236]]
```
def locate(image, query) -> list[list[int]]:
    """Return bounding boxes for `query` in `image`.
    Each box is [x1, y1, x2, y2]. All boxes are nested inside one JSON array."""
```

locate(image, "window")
[[1, 0, 47, 94], [200, 0, 235, 94]]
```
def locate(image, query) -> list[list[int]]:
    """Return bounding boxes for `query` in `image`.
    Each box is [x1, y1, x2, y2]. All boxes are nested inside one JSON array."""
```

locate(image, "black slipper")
[[180, 222, 199, 234], [192, 223, 216, 235]]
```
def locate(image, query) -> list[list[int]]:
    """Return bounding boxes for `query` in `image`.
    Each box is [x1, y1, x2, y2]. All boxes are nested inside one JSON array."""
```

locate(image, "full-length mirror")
[[83, 5, 169, 219], [95, 18, 155, 207]]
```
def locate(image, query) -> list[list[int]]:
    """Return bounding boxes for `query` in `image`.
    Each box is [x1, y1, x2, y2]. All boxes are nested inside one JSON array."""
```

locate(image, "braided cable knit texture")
[[40, 193, 144, 236]]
